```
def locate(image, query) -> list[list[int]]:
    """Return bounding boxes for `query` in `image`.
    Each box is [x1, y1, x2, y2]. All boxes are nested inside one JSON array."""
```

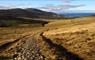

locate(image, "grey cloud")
[[60, 0, 74, 3], [39, 4, 85, 11], [48, 0, 76, 3], [0, 6, 10, 9]]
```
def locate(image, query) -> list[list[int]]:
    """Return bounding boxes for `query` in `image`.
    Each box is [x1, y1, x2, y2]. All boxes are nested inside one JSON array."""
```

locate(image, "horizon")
[[0, 0, 95, 13]]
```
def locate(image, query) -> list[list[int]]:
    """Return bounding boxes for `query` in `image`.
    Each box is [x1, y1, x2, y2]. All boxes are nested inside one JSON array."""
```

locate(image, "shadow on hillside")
[[40, 32, 83, 60], [0, 17, 49, 27]]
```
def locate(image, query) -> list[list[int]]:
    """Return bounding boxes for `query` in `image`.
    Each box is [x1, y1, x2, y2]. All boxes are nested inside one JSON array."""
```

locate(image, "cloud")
[[0, 6, 10, 9], [38, 0, 84, 12], [48, 0, 76, 3], [39, 4, 85, 11], [60, 0, 74, 3], [0, 5, 32, 9]]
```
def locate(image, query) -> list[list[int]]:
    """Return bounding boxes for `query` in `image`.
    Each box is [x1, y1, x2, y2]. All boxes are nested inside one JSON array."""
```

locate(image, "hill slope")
[[41, 16, 95, 60], [0, 16, 95, 60], [0, 8, 64, 19]]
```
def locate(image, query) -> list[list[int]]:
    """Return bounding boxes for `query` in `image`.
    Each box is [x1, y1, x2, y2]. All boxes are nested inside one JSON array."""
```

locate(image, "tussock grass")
[[43, 16, 95, 60]]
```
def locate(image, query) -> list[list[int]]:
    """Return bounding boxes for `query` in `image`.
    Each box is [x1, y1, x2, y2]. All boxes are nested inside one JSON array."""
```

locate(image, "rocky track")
[[13, 33, 46, 60], [1, 17, 95, 60], [0, 32, 46, 60], [0, 32, 84, 60]]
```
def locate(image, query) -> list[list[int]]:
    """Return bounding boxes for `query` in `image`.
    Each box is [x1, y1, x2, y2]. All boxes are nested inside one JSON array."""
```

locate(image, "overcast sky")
[[0, 0, 95, 13]]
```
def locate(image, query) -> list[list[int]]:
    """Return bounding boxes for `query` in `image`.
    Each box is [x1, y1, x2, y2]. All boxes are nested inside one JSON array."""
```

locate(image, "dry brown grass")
[[1, 16, 95, 60], [45, 16, 95, 30], [0, 26, 44, 59], [43, 16, 95, 60], [0, 27, 43, 46]]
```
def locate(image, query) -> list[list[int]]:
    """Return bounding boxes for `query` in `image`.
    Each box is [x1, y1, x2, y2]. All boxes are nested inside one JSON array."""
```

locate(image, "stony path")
[[14, 33, 45, 60]]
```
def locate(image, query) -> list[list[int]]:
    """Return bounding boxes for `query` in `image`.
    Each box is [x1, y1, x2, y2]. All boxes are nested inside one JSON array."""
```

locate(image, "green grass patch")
[[0, 20, 18, 27]]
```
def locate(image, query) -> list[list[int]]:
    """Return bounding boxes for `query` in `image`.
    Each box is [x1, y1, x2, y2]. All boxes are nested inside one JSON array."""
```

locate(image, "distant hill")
[[0, 8, 64, 19]]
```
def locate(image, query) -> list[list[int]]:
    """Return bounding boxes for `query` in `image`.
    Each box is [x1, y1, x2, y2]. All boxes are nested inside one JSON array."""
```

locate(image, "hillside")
[[0, 16, 95, 60], [0, 8, 64, 19], [0, 8, 64, 27], [40, 16, 95, 60]]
